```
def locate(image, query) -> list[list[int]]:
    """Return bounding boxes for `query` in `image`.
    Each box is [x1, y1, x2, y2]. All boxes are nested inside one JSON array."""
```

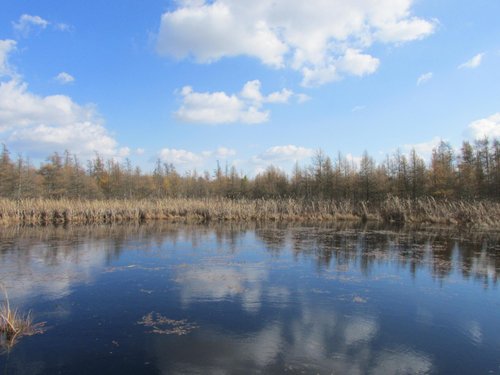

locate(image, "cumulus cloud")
[[175, 80, 300, 124], [55, 72, 75, 84], [12, 14, 49, 36], [230, 144, 316, 176], [158, 148, 203, 166], [376, 17, 436, 43], [468, 113, 500, 139], [155, 144, 316, 175], [417, 72, 433, 86], [459, 53, 484, 69], [302, 49, 380, 86], [0, 40, 123, 158], [157, 0, 435, 85], [158, 146, 236, 170]]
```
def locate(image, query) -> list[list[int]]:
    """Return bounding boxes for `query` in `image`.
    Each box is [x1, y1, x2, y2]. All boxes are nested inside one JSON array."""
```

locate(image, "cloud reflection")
[[175, 264, 268, 313]]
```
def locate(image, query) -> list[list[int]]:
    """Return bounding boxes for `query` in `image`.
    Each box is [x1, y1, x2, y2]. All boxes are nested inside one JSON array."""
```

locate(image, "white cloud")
[[158, 148, 203, 166], [13, 14, 49, 36], [55, 23, 71, 32], [8, 121, 119, 158], [0, 39, 17, 77], [266, 88, 293, 104], [176, 80, 297, 124], [0, 80, 90, 130], [155, 144, 315, 176], [157, 2, 288, 67], [231, 144, 316, 176], [302, 64, 339, 87], [468, 113, 500, 139], [296, 93, 311, 104], [0, 41, 124, 158], [157, 0, 435, 85], [459, 53, 484, 69], [345, 153, 362, 168], [12, 14, 72, 37], [135, 148, 145, 156], [257, 145, 314, 162], [202, 147, 237, 159], [214, 146, 237, 158], [402, 136, 442, 160], [118, 147, 131, 158], [158, 146, 237, 170], [337, 49, 380, 77], [417, 72, 433, 85], [301, 49, 380, 86], [55, 72, 75, 84], [240, 80, 264, 103], [376, 17, 437, 43]]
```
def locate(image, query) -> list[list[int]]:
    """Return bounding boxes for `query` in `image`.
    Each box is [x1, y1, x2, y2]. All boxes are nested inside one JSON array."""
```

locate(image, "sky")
[[0, 0, 499, 175]]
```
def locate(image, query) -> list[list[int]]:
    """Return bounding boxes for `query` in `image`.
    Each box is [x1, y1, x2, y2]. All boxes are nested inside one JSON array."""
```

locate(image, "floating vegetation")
[[352, 296, 368, 303], [137, 312, 198, 336], [0, 286, 45, 353], [103, 265, 167, 273]]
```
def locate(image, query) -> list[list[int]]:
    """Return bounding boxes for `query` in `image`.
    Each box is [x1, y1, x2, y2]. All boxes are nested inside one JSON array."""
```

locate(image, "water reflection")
[[0, 224, 500, 298], [0, 222, 498, 374], [175, 264, 268, 313], [150, 304, 433, 374]]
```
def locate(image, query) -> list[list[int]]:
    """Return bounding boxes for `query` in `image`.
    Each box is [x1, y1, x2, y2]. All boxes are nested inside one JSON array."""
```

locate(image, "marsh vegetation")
[[0, 286, 44, 353], [1, 139, 499, 227], [0, 196, 499, 228]]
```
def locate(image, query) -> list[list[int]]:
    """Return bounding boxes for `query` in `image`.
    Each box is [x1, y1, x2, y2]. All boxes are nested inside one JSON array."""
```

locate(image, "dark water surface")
[[0, 223, 499, 374]]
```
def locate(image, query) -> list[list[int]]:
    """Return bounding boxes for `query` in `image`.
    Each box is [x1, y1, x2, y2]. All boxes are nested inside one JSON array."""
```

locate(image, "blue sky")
[[0, 0, 499, 175]]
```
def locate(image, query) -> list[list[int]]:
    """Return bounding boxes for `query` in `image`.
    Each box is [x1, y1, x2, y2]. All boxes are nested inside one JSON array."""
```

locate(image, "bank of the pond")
[[0, 197, 499, 228]]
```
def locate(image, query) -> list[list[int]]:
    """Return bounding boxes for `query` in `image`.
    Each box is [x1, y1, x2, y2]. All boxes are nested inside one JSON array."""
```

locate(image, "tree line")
[[0, 138, 499, 201]]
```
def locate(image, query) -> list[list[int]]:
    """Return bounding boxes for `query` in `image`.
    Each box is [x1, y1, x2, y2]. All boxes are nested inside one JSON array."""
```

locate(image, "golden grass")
[[0, 197, 499, 228], [0, 285, 44, 353]]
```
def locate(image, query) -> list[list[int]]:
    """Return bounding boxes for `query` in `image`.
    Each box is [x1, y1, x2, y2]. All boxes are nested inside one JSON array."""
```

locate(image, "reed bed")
[[0, 197, 499, 228]]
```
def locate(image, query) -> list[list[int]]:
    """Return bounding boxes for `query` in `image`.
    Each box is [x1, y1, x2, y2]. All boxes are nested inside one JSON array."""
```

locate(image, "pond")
[[0, 223, 499, 374]]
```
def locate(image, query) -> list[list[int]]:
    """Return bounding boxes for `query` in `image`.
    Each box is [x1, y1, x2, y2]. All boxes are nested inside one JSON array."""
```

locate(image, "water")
[[0, 223, 499, 374]]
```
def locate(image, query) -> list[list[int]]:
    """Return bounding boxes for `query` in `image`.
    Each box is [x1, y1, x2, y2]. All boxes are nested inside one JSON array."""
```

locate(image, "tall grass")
[[0, 285, 44, 353], [0, 197, 499, 228]]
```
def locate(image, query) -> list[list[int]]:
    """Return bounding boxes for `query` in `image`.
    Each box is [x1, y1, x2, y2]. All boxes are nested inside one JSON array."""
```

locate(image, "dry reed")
[[0, 197, 499, 228], [0, 285, 44, 353]]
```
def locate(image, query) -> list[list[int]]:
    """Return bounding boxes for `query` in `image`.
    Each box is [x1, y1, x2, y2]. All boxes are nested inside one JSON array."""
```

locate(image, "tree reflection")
[[0, 223, 498, 307]]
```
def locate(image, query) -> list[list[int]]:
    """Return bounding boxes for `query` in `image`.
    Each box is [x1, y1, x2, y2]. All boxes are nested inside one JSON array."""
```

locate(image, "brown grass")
[[0, 197, 499, 228], [0, 285, 45, 353]]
